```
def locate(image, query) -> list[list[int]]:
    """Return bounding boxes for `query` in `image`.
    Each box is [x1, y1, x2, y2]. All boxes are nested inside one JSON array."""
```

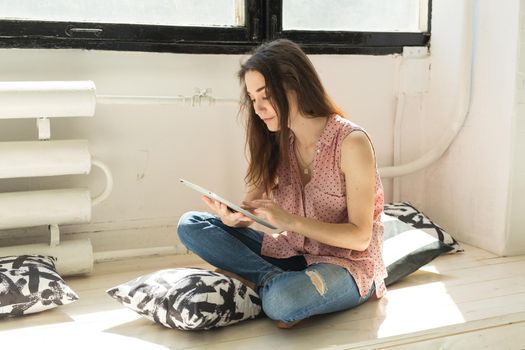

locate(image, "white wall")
[[400, 0, 522, 255], [0, 48, 398, 255], [505, 0, 525, 255], [1, 0, 523, 257]]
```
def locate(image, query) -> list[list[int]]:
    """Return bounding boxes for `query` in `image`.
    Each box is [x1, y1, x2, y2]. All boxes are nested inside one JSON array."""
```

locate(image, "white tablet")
[[179, 178, 276, 229]]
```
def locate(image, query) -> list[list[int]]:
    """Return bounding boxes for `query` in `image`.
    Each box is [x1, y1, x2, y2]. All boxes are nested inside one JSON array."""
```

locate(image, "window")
[[282, 0, 426, 32], [0, 0, 430, 54], [0, 0, 244, 27]]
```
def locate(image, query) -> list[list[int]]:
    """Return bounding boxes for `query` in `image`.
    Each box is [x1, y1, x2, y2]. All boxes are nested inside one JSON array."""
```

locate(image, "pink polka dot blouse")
[[261, 115, 388, 298]]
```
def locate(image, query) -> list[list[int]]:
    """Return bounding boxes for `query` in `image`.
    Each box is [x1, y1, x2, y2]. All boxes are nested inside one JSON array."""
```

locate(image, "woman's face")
[[244, 70, 280, 132]]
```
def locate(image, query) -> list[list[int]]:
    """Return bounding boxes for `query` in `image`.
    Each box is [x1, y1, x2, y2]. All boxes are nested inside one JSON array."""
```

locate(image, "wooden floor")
[[1, 243, 525, 349]]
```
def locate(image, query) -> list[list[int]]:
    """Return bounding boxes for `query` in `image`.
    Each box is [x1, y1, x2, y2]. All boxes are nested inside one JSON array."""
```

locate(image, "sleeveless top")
[[261, 115, 387, 298]]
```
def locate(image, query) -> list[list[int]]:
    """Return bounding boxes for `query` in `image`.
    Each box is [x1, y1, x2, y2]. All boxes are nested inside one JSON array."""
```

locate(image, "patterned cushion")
[[384, 202, 462, 253], [106, 268, 262, 330], [382, 203, 462, 286], [0, 255, 79, 319]]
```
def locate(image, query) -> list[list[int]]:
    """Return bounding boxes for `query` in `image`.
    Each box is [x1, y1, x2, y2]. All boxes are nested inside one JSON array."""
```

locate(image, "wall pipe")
[[392, 91, 407, 201], [91, 158, 113, 206], [97, 88, 238, 107], [379, 0, 476, 179]]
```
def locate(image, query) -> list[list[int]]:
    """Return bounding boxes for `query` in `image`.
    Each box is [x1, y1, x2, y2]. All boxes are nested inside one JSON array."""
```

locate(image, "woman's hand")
[[201, 196, 254, 227], [243, 199, 293, 230]]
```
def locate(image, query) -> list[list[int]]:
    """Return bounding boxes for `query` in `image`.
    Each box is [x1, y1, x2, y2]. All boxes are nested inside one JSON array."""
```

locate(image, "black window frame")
[[0, 0, 431, 55]]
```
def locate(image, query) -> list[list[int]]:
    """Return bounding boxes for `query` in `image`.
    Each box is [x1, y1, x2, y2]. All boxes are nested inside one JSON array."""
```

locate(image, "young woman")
[[177, 39, 387, 328]]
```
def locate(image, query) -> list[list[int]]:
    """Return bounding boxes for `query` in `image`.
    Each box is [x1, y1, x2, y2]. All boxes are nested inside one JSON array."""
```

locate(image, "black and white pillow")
[[0, 255, 79, 319], [384, 202, 462, 253], [382, 203, 462, 286], [107, 268, 262, 331]]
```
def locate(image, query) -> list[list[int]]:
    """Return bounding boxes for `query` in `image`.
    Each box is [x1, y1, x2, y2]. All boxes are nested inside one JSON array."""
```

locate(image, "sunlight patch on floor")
[[70, 308, 143, 328], [2, 328, 168, 349], [377, 281, 465, 338], [418, 264, 440, 274], [1, 309, 165, 349]]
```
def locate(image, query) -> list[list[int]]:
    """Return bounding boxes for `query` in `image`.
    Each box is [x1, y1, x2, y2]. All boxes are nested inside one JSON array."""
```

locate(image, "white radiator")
[[0, 81, 112, 276]]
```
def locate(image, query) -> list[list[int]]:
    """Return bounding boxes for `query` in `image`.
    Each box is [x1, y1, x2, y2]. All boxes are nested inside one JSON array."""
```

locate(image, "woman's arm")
[[243, 182, 266, 203], [248, 130, 377, 251]]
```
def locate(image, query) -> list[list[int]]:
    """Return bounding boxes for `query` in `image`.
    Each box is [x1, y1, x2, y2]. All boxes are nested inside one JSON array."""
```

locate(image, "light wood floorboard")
[[1, 243, 525, 349]]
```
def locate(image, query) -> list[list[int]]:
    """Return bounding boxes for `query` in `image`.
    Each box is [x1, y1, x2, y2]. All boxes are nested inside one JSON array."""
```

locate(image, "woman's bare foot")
[[369, 292, 381, 301], [275, 320, 302, 329], [214, 268, 257, 291]]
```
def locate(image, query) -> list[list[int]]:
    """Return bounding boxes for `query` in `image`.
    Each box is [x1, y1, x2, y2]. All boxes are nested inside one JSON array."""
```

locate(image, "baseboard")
[[93, 246, 179, 262], [0, 217, 189, 261]]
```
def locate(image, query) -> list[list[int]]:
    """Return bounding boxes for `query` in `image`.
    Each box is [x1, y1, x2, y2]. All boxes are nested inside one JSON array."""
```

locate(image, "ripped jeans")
[[177, 211, 375, 323]]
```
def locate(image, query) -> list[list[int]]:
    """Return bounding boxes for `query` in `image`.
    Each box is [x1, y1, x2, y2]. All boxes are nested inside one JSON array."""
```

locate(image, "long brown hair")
[[238, 39, 343, 193]]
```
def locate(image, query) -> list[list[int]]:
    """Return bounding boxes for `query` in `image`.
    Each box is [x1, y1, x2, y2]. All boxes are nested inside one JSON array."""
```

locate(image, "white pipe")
[[0, 239, 94, 276], [0, 140, 91, 179], [0, 188, 91, 230], [0, 81, 96, 119], [96, 94, 238, 106], [379, 0, 475, 178], [392, 92, 406, 201], [391, 53, 404, 202], [0, 141, 113, 205], [91, 158, 114, 206]]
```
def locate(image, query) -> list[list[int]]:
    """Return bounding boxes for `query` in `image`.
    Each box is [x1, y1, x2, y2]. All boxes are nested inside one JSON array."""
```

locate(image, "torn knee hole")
[[306, 271, 326, 295]]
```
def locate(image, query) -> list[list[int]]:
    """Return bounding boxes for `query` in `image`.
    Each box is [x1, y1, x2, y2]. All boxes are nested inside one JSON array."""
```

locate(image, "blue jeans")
[[177, 211, 375, 323]]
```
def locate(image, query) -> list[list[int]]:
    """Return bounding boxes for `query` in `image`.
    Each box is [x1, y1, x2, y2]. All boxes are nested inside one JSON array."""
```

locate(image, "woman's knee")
[[260, 267, 344, 322], [261, 283, 301, 322], [177, 211, 211, 245]]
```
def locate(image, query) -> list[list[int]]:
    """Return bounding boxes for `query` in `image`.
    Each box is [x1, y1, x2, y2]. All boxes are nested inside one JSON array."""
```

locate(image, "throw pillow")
[[384, 202, 462, 253], [0, 255, 79, 319], [106, 267, 262, 330], [382, 203, 462, 286]]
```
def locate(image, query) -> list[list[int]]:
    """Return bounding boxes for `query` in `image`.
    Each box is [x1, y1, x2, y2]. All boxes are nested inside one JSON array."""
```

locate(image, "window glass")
[[283, 0, 427, 33], [0, 0, 245, 27]]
